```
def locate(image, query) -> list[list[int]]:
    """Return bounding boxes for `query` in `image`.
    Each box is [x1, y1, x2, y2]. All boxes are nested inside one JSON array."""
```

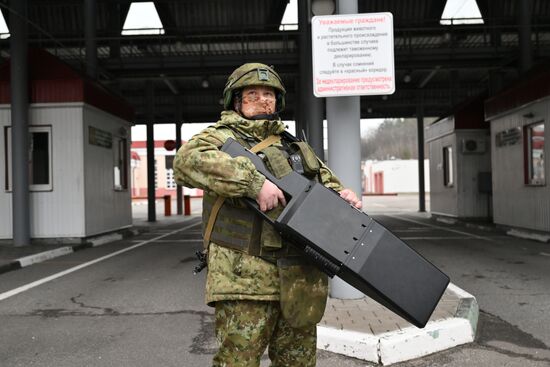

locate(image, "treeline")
[[361, 118, 430, 160]]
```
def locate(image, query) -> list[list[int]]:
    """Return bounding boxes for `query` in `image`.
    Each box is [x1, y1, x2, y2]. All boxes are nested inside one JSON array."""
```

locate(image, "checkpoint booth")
[[0, 49, 134, 241], [426, 96, 492, 220], [484, 67, 550, 233]]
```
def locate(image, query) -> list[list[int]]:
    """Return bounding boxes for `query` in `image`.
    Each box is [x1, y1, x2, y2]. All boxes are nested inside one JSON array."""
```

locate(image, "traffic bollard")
[[164, 195, 172, 216], [184, 195, 191, 216]]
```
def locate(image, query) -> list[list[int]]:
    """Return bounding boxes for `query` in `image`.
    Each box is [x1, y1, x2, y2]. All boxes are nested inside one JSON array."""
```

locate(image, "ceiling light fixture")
[[312, 0, 335, 15]]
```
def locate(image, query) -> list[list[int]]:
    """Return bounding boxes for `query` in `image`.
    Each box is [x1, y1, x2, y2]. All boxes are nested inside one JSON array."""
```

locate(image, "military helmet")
[[223, 63, 286, 112]]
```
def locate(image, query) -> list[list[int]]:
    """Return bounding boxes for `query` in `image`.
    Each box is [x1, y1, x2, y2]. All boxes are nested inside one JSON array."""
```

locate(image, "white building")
[[485, 66, 549, 232], [130, 140, 202, 199], [0, 49, 134, 240], [363, 160, 430, 194], [426, 96, 492, 220]]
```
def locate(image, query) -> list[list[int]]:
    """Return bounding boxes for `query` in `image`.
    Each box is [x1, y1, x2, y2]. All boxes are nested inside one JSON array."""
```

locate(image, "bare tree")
[[362, 118, 429, 160]]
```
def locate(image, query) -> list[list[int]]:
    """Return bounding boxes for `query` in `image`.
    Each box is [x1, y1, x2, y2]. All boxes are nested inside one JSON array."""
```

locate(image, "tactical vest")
[[202, 126, 321, 261]]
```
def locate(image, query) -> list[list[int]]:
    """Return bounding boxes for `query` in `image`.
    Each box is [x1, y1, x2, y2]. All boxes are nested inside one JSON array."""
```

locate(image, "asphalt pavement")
[[0, 195, 549, 366]]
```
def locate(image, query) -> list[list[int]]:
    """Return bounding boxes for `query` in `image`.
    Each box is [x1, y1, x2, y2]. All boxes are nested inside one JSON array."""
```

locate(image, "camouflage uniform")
[[173, 64, 344, 367], [213, 300, 316, 367]]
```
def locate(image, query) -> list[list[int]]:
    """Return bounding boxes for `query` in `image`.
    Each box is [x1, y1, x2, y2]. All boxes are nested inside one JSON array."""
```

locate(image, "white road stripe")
[[400, 236, 472, 240], [385, 215, 496, 242], [393, 229, 431, 233], [0, 222, 200, 302], [130, 239, 202, 243]]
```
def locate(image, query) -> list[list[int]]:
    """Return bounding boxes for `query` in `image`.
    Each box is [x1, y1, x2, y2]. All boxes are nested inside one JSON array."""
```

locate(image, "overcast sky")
[[130, 119, 384, 143]]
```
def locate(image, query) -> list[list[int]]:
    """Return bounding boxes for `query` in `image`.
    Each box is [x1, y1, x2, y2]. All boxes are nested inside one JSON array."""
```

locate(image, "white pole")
[[326, 0, 364, 299]]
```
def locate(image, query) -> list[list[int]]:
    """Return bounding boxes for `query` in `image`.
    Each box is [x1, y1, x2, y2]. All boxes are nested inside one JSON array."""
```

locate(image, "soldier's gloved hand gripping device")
[[221, 137, 450, 328]]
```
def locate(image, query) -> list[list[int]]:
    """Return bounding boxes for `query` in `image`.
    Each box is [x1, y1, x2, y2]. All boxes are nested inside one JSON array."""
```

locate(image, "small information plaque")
[[89, 126, 112, 149], [312, 12, 395, 97], [495, 127, 521, 147]]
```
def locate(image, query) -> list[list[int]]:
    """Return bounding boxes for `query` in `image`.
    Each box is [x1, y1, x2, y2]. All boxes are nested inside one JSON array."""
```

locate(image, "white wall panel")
[[83, 105, 132, 236], [0, 108, 13, 238], [0, 104, 86, 238], [368, 160, 430, 193], [490, 98, 550, 231], [427, 133, 458, 216]]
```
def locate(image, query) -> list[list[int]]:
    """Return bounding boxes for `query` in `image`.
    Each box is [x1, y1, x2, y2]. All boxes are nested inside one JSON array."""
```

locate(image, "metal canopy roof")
[[0, 0, 549, 124]]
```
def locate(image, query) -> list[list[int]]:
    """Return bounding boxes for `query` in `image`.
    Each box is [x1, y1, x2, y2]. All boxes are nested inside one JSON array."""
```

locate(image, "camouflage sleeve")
[[319, 160, 344, 192], [173, 127, 265, 199]]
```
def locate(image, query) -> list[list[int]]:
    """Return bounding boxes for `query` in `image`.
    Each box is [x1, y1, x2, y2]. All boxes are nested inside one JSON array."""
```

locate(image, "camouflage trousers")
[[212, 300, 317, 367]]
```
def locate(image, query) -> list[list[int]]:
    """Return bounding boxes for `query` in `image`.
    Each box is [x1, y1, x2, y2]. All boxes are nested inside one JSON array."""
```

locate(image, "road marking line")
[[385, 215, 496, 242], [393, 229, 431, 232], [400, 236, 472, 240], [131, 239, 202, 243], [540, 252, 550, 257], [130, 238, 202, 243], [0, 222, 200, 302]]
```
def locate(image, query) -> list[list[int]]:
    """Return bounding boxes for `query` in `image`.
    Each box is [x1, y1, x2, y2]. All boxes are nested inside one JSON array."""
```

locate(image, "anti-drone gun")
[[221, 137, 450, 328]]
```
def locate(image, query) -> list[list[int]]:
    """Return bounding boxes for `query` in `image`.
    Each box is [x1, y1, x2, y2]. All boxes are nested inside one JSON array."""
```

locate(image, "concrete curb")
[[430, 214, 501, 234], [17, 247, 74, 267], [0, 218, 200, 276], [0, 231, 136, 276], [90, 233, 124, 247], [317, 283, 478, 365], [506, 228, 550, 243], [433, 213, 550, 243], [317, 327, 379, 363]]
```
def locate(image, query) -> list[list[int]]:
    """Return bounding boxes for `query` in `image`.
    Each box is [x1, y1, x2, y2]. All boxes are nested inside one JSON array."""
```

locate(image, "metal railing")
[[17, 21, 548, 61]]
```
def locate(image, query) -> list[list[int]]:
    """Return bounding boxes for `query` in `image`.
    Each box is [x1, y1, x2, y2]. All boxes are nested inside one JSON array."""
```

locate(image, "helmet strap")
[[232, 90, 243, 113]]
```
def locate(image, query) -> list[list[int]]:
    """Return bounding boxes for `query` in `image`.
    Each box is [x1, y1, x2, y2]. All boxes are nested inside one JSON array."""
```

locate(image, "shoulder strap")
[[203, 197, 225, 249], [202, 134, 281, 249], [250, 134, 281, 153]]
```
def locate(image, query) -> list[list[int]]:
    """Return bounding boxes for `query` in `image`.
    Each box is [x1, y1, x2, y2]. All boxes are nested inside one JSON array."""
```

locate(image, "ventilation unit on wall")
[[461, 138, 486, 154]]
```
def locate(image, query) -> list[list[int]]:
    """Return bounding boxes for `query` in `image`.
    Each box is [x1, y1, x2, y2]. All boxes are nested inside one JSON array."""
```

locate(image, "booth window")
[[113, 137, 128, 190], [154, 159, 158, 189], [525, 122, 545, 186], [4, 126, 53, 191], [165, 155, 176, 189], [443, 146, 453, 187]]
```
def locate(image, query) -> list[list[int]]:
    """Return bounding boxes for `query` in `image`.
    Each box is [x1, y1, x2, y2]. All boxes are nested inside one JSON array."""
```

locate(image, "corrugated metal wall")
[[0, 103, 86, 239], [83, 105, 132, 237], [490, 98, 550, 232]]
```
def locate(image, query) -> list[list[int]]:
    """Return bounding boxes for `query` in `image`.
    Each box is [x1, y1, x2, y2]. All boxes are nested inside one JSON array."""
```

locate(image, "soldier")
[[173, 63, 361, 367]]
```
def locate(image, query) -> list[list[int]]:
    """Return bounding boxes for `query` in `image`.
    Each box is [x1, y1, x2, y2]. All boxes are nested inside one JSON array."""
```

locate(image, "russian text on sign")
[[312, 12, 395, 97]]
